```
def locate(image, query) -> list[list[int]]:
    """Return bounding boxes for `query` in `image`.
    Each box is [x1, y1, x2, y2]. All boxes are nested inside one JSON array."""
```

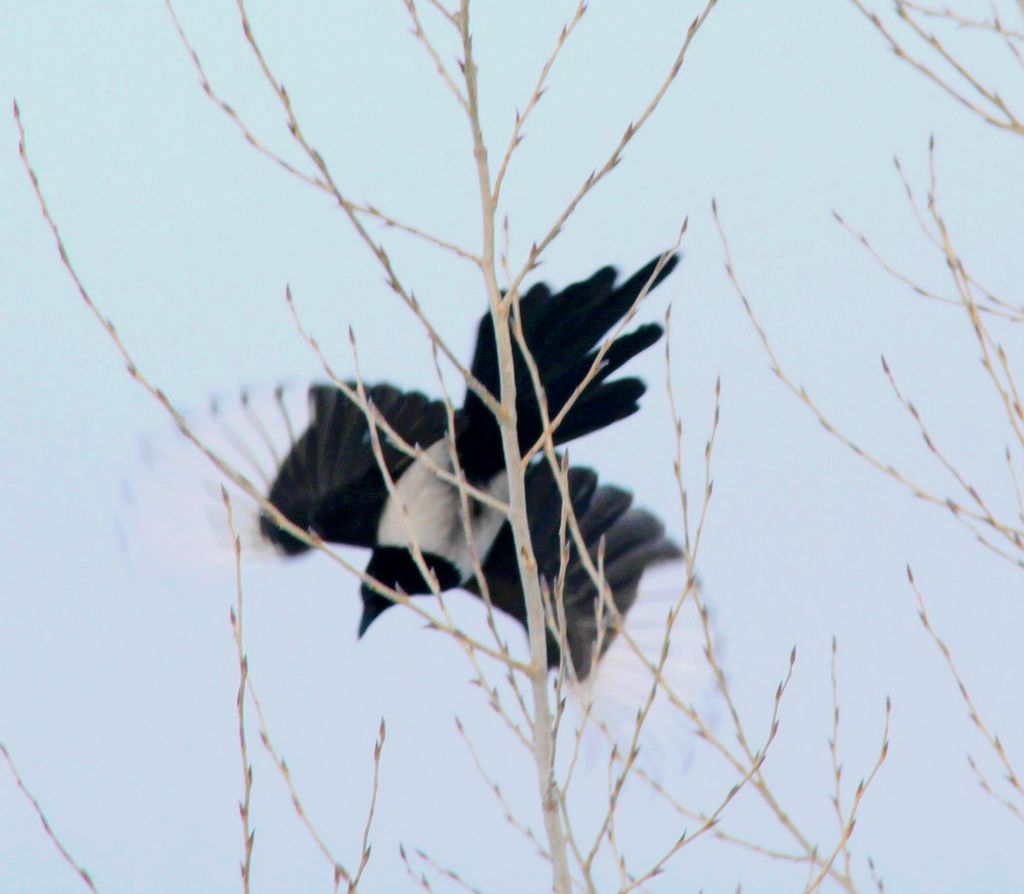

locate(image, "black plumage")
[[458, 254, 677, 480], [256, 254, 681, 678], [464, 462, 681, 679], [260, 384, 452, 554]]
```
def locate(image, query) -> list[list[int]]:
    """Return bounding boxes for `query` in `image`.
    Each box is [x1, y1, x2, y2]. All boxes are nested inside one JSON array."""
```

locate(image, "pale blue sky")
[[3, 1, 1023, 892]]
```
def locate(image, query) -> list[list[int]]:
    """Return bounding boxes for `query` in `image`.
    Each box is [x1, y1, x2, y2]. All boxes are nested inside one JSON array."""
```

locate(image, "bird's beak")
[[358, 586, 394, 638]]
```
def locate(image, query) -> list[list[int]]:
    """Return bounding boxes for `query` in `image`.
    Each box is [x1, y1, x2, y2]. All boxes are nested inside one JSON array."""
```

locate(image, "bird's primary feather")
[[458, 254, 678, 481], [465, 460, 683, 680], [260, 383, 453, 554]]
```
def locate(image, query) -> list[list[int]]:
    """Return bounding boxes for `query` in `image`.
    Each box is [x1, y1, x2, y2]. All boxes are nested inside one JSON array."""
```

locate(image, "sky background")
[[2, 1, 1023, 891]]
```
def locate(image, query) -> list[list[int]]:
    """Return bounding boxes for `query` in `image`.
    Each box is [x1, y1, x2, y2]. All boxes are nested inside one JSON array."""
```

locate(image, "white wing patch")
[[117, 384, 313, 574], [568, 563, 720, 773]]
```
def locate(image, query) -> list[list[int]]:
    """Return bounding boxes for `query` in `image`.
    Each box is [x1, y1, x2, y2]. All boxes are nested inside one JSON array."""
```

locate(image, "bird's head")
[[357, 546, 462, 637]]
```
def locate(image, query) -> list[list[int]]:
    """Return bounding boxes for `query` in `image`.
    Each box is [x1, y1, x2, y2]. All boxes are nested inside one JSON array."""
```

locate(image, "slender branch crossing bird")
[[252, 253, 682, 680]]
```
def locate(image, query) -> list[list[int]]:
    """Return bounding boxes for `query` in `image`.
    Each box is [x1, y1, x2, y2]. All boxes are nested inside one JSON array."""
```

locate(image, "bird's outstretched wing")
[[458, 253, 679, 481], [260, 383, 455, 554], [466, 460, 682, 680]]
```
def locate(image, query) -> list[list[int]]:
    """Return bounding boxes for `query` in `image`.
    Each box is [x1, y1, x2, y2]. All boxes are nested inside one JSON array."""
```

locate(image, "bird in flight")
[[251, 253, 682, 679]]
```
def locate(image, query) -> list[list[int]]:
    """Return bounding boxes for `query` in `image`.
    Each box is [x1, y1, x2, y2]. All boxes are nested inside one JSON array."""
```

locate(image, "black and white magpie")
[[254, 254, 681, 678]]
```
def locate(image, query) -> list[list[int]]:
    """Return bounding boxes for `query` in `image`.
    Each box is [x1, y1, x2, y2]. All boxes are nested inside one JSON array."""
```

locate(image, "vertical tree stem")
[[458, 4, 572, 892]]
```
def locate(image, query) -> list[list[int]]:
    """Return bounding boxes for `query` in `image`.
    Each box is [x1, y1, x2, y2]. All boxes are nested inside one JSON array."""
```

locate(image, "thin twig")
[[402, 0, 470, 113], [454, 717, 551, 861], [0, 743, 100, 894], [828, 636, 853, 880], [848, 0, 1023, 133], [223, 490, 255, 893], [715, 196, 1024, 561], [908, 566, 1024, 822], [504, 0, 720, 301], [804, 697, 891, 893], [349, 719, 387, 892], [491, 0, 589, 205]]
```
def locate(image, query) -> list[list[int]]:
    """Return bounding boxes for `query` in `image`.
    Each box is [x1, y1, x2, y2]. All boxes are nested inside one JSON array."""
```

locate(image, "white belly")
[[376, 440, 509, 580]]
